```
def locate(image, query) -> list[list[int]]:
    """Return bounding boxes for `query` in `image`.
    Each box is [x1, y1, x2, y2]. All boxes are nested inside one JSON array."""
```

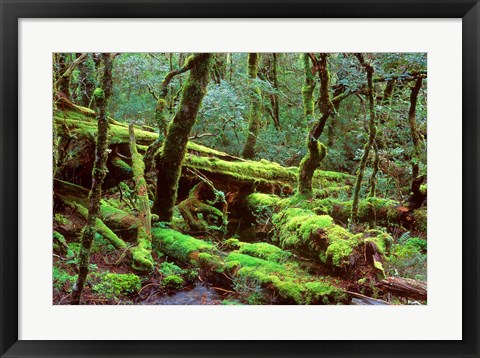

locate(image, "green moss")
[[198, 252, 225, 271], [53, 231, 68, 251], [419, 184, 427, 195], [93, 87, 105, 99], [111, 157, 132, 175], [245, 193, 281, 210], [54, 213, 69, 226], [373, 259, 386, 278], [307, 197, 399, 226], [412, 208, 427, 233], [224, 237, 243, 250], [68, 201, 128, 250], [99, 200, 141, 231], [55, 113, 353, 192], [221, 299, 243, 305], [238, 242, 292, 263], [272, 207, 363, 268], [163, 275, 184, 289], [91, 273, 141, 300], [225, 252, 344, 304], [131, 230, 154, 272], [152, 228, 215, 264], [363, 229, 393, 254], [325, 235, 358, 266]]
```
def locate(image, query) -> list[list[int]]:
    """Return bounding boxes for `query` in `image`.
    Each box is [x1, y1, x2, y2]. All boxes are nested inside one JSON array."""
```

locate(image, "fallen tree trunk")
[[54, 114, 354, 195], [312, 197, 426, 232], [377, 276, 427, 301]]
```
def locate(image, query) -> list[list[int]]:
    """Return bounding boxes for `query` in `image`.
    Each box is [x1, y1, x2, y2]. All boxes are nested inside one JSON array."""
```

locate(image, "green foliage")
[[158, 262, 198, 288], [386, 242, 427, 280], [53, 266, 77, 293], [91, 273, 141, 300]]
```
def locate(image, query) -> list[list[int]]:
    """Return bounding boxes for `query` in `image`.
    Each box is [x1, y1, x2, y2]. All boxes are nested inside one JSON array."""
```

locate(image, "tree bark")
[[378, 276, 427, 301], [152, 53, 213, 222], [351, 54, 377, 227], [242, 53, 262, 159], [71, 53, 114, 305]]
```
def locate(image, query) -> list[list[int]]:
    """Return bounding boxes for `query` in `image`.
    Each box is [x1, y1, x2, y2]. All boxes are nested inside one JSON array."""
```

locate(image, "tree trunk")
[[129, 124, 154, 271], [144, 56, 197, 174], [55, 53, 71, 98], [242, 53, 262, 159], [351, 54, 377, 227], [368, 80, 395, 196], [408, 78, 423, 181], [261, 53, 280, 130], [298, 53, 332, 196], [152, 53, 213, 222], [76, 53, 97, 108], [71, 53, 114, 305]]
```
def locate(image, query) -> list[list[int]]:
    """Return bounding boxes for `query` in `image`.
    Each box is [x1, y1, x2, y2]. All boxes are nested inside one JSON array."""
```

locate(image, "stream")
[[149, 283, 389, 305], [152, 283, 223, 305]]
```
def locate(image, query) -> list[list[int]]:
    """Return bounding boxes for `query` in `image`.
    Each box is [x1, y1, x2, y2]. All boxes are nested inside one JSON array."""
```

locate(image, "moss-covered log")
[[151, 228, 348, 304], [271, 208, 391, 280], [54, 114, 354, 195], [153, 53, 213, 222]]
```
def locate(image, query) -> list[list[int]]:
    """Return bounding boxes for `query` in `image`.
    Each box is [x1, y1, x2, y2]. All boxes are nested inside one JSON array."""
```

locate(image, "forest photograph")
[[52, 52, 427, 305]]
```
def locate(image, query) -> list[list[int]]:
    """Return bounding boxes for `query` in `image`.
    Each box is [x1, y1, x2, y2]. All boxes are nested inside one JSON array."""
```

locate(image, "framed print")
[[1, 0, 479, 357]]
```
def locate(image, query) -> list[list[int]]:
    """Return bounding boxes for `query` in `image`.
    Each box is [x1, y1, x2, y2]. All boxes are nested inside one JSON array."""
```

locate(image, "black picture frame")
[[1, 1, 478, 357]]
